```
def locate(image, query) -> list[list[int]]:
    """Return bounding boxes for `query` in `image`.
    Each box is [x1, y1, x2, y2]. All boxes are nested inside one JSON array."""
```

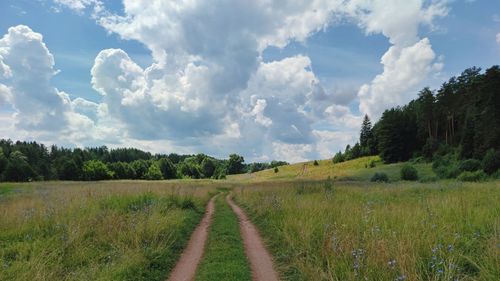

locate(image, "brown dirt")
[[227, 194, 280, 281], [167, 195, 217, 281]]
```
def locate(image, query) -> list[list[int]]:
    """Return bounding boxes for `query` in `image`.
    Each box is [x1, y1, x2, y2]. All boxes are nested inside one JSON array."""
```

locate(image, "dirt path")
[[167, 195, 217, 281], [226, 195, 280, 281]]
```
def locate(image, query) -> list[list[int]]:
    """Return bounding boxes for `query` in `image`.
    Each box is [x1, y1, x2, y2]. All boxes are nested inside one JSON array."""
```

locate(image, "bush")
[[432, 154, 460, 179], [274, 167, 279, 173], [482, 149, 500, 175], [457, 170, 486, 182], [371, 172, 389, 182], [369, 160, 376, 168], [313, 160, 319, 166], [458, 159, 482, 172], [400, 165, 418, 181]]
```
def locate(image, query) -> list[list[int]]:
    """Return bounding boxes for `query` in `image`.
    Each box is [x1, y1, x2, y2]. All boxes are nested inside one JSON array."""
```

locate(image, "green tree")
[[332, 151, 344, 163], [375, 107, 418, 163], [201, 157, 216, 178], [57, 157, 81, 180], [360, 115, 376, 155], [158, 158, 177, 179], [0, 148, 7, 177], [178, 162, 202, 179], [131, 159, 149, 179], [416, 87, 435, 140], [145, 164, 163, 180], [108, 162, 135, 179], [227, 154, 244, 174], [3, 151, 35, 182], [82, 160, 113, 181]]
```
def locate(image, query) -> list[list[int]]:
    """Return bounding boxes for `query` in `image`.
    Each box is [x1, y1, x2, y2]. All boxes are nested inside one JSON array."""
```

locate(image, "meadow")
[[235, 180, 500, 281], [0, 181, 219, 281], [229, 156, 435, 182], [1, 160, 499, 281]]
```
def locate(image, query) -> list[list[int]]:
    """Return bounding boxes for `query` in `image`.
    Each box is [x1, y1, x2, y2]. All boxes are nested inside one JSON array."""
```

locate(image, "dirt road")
[[167, 195, 217, 281], [226, 195, 280, 281]]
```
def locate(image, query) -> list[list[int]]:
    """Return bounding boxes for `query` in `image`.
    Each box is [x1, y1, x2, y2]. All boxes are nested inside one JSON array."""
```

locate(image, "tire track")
[[226, 194, 280, 281], [167, 194, 217, 281]]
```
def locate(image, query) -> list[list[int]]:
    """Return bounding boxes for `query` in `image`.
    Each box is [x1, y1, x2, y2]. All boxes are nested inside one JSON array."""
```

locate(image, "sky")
[[0, 0, 499, 163]]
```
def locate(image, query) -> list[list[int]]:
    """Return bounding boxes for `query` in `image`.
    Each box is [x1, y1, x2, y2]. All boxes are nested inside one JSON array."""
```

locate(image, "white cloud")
[[53, 0, 104, 16], [2, 0, 451, 162], [358, 38, 443, 119], [0, 25, 71, 131], [343, 0, 449, 119]]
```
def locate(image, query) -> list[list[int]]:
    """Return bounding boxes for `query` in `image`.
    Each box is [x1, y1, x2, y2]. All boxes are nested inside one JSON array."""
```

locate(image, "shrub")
[[313, 160, 319, 166], [371, 172, 389, 182], [369, 160, 376, 168], [400, 165, 418, 181], [432, 154, 460, 179], [457, 170, 486, 182], [482, 149, 500, 175], [458, 159, 481, 172], [274, 167, 279, 173]]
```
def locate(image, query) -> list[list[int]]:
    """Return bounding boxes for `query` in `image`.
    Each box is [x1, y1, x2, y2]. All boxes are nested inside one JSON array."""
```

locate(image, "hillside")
[[229, 156, 435, 182]]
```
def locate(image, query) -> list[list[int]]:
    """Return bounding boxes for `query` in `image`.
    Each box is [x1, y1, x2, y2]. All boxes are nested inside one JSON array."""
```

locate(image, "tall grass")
[[235, 181, 500, 280], [0, 181, 217, 281]]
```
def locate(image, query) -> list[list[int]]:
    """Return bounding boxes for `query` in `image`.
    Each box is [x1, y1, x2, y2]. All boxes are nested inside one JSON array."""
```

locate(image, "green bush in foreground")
[[371, 172, 388, 182], [400, 165, 418, 181], [457, 170, 486, 182]]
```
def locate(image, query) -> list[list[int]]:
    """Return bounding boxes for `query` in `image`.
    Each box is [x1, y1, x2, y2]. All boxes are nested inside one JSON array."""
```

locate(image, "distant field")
[[235, 180, 500, 280], [229, 156, 435, 182], [0, 181, 219, 281]]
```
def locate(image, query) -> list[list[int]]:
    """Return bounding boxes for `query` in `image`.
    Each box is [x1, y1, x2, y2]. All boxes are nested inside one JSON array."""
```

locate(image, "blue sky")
[[0, 0, 499, 162]]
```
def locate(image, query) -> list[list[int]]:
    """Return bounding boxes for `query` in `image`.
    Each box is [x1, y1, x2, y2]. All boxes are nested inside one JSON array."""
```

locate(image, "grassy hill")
[[229, 156, 435, 182]]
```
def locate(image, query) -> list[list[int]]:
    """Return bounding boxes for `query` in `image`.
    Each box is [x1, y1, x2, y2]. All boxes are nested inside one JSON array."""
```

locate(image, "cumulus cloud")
[[4, 0, 451, 162], [0, 25, 120, 147], [0, 25, 71, 131], [341, 0, 449, 119], [358, 38, 443, 118]]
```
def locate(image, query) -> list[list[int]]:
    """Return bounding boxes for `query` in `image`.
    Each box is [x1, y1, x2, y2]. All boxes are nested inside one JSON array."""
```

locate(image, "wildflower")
[[447, 244, 454, 252], [395, 275, 406, 281], [388, 259, 397, 269]]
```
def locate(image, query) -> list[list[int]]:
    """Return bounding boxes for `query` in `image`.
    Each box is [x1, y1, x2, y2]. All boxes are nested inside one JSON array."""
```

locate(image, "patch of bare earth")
[[167, 195, 217, 281], [227, 194, 280, 281]]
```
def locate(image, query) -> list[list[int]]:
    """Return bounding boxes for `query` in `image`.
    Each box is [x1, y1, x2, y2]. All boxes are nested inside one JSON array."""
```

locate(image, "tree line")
[[333, 65, 499, 176], [0, 140, 288, 182]]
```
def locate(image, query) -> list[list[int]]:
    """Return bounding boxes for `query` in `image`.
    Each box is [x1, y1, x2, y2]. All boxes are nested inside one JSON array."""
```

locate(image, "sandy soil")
[[227, 195, 280, 281], [167, 195, 217, 281]]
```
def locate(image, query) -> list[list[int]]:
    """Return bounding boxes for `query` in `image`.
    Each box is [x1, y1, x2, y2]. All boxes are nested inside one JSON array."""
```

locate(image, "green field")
[[1, 159, 499, 280]]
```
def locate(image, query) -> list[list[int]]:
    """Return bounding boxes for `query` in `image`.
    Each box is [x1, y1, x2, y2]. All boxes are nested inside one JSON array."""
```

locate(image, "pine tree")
[[360, 115, 376, 155]]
